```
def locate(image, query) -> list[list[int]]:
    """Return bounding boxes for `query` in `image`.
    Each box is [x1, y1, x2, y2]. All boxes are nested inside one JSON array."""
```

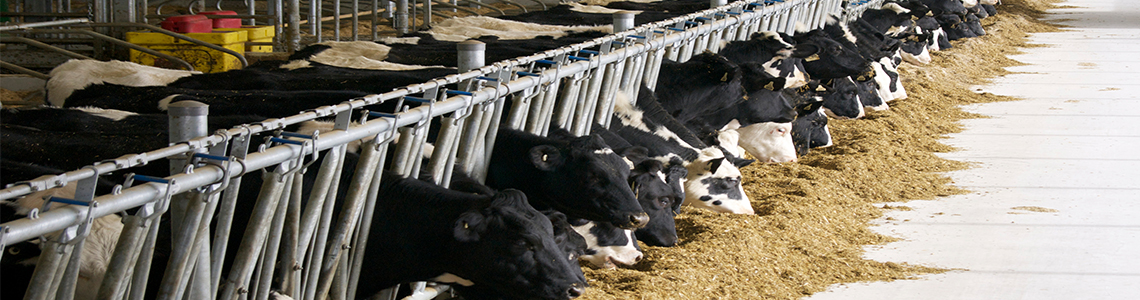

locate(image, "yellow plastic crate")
[[217, 25, 276, 52], [126, 30, 248, 73]]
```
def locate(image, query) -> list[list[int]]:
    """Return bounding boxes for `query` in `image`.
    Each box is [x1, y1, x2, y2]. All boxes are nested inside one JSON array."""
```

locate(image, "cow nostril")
[[633, 254, 644, 263], [630, 213, 650, 228], [567, 286, 583, 298]]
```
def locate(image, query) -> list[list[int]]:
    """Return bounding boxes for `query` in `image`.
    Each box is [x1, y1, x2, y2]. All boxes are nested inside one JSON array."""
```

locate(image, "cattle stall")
[[0, 1, 884, 300]]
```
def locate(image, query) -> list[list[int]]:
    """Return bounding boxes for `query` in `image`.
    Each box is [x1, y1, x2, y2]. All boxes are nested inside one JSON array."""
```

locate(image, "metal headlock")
[[1, 1, 885, 300]]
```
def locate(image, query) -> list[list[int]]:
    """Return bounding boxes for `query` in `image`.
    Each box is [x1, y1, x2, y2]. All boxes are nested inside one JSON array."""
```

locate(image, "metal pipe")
[[24, 241, 68, 300], [92, 22, 248, 67], [313, 138, 384, 300], [254, 172, 295, 300], [18, 29, 195, 71], [346, 141, 390, 300], [395, 0, 408, 34], [0, 18, 89, 31], [613, 12, 635, 33], [219, 165, 290, 300], [0, 36, 92, 60], [303, 147, 347, 300], [0, 60, 49, 79], [431, 0, 481, 16]]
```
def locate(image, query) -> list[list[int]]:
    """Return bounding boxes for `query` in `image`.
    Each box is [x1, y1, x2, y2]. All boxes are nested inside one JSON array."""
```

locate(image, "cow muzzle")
[[619, 212, 650, 229]]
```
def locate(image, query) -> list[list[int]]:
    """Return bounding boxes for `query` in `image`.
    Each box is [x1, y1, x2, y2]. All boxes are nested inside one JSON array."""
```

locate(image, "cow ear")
[[790, 44, 820, 59], [708, 157, 725, 174], [490, 189, 529, 208], [618, 146, 649, 165], [454, 211, 486, 242], [529, 145, 564, 171]]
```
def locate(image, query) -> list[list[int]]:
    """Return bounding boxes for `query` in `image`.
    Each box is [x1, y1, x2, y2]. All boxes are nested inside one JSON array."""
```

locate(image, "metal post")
[[457, 40, 486, 73], [303, 147, 348, 300], [613, 12, 634, 33], [396, 0, 409, 35], [710, 0, 727, 8], [347, 139, 390, 300]]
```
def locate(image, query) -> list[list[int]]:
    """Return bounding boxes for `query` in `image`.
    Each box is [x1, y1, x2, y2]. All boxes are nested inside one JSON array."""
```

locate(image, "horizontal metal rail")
[[0, 18, 90, 31]]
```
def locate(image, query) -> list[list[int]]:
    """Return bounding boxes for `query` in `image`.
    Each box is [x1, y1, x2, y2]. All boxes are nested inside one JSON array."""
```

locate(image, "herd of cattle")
[[1, 0, 998, 299]]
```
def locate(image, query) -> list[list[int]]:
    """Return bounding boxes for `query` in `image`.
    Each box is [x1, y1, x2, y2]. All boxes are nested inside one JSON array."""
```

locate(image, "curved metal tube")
[[0, 57, 50, 79], [20, 29, 196, 71], [497, 0, 528, 13], [92, 22, 249, 68], [0, 36, 93, 60], [461, 0, 505, 16], [430, 1, 483, 17]]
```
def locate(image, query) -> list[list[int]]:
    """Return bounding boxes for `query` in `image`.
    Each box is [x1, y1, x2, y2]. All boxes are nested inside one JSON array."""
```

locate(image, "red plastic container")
[[197, 11, 241, 28], [160, 15, 213, 33]]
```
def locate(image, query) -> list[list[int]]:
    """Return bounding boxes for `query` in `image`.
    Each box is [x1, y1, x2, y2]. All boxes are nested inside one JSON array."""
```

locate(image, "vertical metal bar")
[[313, 139, 385, 300], [96, 213, 147, 300], [473, 97, 506, 182], [373, 0, 380, 41], [249, 0, 257, 25], [334, 0, 342, 41], [316, 0, 324, 42], [303, 146, 348, 300], [429, 116, 462, 184], [346, 140, 390, 300], [554, 76, 583, 131], [254, 172, 296, 300], [24, 240, 69, 300], [423, 0, 432, 29], [310, 0, 318, 38], [536, 80, 561, 137], [128, 214, 163, 300], [219, 165, 291, 300], [353, 0, 360, 40], [389, 127, 418, 176]]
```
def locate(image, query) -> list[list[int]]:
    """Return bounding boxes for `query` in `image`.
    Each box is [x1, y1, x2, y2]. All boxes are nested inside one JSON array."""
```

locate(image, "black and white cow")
[[719, 31, 813, 89], [607, 89, 755, 215], [920, 0, 968, 16], [61, 83, 373, 117], [936, 14, 977, 40], [820, 77, 865, 119], [2, 106, 267, 134], [916, 15, 952, 51], [486, 129, 649, 229], [790, 99, 832, 156], [45, 59, 200, 107], [370, 31, 609, 68], [165, 61, 456, 94], [498, 3, 685, 26]]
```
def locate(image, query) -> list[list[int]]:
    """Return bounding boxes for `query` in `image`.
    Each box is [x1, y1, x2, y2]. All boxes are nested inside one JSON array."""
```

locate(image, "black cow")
[[654, 52, 746, 124], [586, 127, 685, 247], [791, 28, 870, 79], [919, 0, 968, 16], [820, 77, 865, 119], [485, 129, 648, 229], [937, 14, 977, 40], [917, 15, 952, 50], [1, 123, 170, 176], [964, 13, 986, 36], [790, 99, 832, 156], [355, 171, 586, 300], [719, 31, 813, 89]]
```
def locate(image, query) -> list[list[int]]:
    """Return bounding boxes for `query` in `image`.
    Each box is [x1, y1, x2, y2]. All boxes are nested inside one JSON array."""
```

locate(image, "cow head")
[[792, 29, 870, 80], [790, 100, 832, 156], [570, 219, 643, 269], [820, 77, 865, 119], [543, 210, 588, 262], [682, 148, 754, 214], [735, 122, 797, 163], [937, 14, 977, 40], [853, 73, 890, 111], [450, 189, 587, 300], [739, 64, 797, 124], [630, 159, 683, 247], [530, 132, 649, 229]]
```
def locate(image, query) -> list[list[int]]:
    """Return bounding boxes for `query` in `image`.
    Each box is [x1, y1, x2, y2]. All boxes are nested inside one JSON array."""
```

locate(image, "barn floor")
[[806, 0, 1140, 299]]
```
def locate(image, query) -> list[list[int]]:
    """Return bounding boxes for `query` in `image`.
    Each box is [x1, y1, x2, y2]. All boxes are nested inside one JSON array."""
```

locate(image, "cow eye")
[[657, 197, 671, 208], [776, 128, 787, 133]]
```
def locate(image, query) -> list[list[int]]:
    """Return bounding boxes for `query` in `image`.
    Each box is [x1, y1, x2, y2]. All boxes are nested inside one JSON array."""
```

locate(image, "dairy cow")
[[606, 89, 755, 215], [61, 84, 372, 117], [486, 129, 649, 229], [45, 59, 200, 107], [165, 61, 456, 94]]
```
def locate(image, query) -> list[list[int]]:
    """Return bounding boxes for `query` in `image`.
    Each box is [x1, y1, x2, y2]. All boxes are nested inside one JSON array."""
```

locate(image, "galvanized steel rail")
[[0, 1, 884, 300]]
